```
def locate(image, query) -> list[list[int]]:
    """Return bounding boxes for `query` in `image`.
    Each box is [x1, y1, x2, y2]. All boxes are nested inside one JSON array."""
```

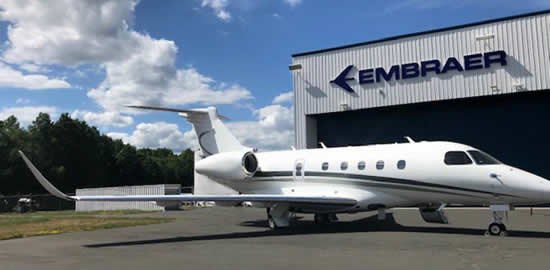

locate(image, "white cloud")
[[0, 106, 59, 126], [272, 91, 293, 104], [87, 37, 253, 111], [272, 13, 281, 18], [0, 0, 252, 111], [201, 0, 232, 22], [0, 0, 137, 66], [107, 122, 191, 153], [18, 63, 50, 73], [284, 0, 303, 7], [0, 62, 71, 90], [15, 98, 30, 105], [71, 110, 134, 128], [226, 104, 294, 150]]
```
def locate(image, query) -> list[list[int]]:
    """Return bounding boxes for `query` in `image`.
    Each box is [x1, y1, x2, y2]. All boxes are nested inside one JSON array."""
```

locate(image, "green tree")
[[1, 113, 195, 195]]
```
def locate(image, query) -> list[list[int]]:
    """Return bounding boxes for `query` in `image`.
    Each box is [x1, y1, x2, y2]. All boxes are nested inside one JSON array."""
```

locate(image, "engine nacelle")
[[195, 151, 258, 181]]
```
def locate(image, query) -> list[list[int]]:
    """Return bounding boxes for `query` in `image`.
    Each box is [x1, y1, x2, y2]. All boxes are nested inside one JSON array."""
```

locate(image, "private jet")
[[19, 106, 550, 236]]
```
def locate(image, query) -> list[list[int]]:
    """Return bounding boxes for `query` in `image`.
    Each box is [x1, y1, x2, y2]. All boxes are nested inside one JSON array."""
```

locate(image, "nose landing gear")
[[487, 223, 507, 236], [485, 204, 510, 236]]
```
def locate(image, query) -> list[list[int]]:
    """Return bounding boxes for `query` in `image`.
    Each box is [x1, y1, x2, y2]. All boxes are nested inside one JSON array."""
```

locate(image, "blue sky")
[[0, 0, 548, 151]]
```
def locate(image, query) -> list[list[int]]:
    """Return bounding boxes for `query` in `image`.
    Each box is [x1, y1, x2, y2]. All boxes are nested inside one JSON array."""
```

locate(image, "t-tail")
[[127, 105, 248, 156]]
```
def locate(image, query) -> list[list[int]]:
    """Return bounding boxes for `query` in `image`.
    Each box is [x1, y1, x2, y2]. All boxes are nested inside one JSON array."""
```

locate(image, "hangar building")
[[291, 10, 550, 179]]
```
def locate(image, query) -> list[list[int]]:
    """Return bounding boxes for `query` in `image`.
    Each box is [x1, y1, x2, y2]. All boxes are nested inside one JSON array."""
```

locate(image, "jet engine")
[[195, 151, 259, 181]]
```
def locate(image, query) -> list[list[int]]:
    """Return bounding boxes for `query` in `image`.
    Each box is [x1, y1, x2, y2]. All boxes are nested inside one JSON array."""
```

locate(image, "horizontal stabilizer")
[[126, 105, 230, 120], [18, 151, 357, 207]]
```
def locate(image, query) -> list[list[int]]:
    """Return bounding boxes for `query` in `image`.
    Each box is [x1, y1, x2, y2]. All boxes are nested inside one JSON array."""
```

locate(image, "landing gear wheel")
[[488, 223, 505, 236], [314, 214, 330, 225]]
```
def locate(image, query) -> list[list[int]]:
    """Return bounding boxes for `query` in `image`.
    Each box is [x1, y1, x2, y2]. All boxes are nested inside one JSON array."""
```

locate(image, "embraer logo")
[[331, 50, 507, 93]]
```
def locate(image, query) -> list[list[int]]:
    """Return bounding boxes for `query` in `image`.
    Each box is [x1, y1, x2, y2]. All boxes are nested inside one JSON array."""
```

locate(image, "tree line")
[[0, 113, 194, 196]]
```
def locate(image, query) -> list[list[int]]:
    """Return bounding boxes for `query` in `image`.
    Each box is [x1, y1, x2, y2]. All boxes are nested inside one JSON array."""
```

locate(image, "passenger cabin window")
[[397, 160, 406, 170], [467, 150, 501, 165], [358, 161, 366, 170], [341, 162, 348, 170], [444, 151, 473, 165], [321, 162, 329, 171], [376, 160, 384, 170]]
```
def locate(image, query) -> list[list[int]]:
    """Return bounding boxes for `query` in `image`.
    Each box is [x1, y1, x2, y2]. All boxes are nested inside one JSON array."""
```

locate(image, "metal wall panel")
[[292, 12, 550, 149], [75, 185, 178, 211]]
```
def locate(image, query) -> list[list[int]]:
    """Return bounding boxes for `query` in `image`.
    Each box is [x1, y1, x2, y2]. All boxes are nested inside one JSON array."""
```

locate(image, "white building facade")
[[76, 184, 181, 211], [291, 10, 550, 179]]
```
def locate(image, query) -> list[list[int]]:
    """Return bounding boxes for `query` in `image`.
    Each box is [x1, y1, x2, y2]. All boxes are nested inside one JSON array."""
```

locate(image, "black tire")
[[488, 223, 502, 236], [314, 214, 329, 225]]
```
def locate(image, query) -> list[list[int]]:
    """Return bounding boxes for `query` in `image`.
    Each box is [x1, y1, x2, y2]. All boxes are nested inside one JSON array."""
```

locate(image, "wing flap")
[[73, 194, 356, 206]]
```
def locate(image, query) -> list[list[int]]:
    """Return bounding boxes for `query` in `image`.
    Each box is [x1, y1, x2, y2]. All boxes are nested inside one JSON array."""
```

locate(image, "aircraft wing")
[[18, 151, 356, 207]]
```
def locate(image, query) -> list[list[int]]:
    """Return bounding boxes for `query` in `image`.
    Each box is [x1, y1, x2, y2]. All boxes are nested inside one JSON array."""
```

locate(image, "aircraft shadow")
[[85, 213, 550, 248]]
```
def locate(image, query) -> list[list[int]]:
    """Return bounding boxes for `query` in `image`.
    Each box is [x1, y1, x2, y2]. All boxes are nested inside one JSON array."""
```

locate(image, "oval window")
[[376, 160, 384, 170], [397, 160, 406, 170], [341, 162, 348, 170], [296, 163, 303, 172], [358, 161, 366, 170], [321, 162, 329, 171]]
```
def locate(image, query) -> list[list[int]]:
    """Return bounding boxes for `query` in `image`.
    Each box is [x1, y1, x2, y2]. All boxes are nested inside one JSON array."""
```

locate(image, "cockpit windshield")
[[467, 150, 501, 165]]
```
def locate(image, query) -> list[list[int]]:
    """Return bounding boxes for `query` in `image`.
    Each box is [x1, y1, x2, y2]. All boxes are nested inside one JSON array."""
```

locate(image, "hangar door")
[[316, 90, 550, 179]]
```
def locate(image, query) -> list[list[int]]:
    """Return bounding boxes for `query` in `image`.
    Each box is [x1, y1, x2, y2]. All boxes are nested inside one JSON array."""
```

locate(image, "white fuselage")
[[199, 141, 550, 213]]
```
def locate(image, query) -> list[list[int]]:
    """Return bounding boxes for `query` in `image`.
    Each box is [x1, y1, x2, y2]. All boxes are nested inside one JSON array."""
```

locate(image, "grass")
[[0, 210, 176, 241]]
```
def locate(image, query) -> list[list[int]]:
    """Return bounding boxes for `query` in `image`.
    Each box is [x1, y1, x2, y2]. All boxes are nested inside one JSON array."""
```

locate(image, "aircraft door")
[[294, 159, 305, 181]]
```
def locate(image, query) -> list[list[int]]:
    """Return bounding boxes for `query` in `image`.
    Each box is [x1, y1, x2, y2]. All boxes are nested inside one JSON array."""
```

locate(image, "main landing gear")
[[266, 209, 339, 229], [313, 213, 338, 225], [266, 205, 291, 230], [485, 204, 510, 236]]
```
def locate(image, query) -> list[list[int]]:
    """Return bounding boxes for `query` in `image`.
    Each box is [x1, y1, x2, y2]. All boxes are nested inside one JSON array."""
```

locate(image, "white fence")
[[76, 184, 180, 212]]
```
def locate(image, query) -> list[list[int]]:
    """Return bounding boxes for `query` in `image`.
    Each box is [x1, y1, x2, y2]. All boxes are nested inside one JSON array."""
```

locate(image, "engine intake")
[[242, 152, 258, 174], [195, 151, 259, 181]]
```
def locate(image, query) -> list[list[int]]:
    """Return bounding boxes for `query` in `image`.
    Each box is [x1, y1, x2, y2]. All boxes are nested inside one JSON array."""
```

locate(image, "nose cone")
[[539, 178, 550, 202], [507, 166, 550, 202]]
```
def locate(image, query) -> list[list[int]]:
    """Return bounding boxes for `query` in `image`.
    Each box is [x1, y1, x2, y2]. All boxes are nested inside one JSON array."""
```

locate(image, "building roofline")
[[292, 9, 550, 58]]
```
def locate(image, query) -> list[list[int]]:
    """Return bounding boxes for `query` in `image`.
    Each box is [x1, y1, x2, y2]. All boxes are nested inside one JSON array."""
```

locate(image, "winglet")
[[18, 150, 76, 201]]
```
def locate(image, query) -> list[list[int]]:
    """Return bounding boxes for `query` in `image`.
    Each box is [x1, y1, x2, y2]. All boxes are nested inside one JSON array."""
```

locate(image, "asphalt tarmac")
[[2, 207, 550, 270]]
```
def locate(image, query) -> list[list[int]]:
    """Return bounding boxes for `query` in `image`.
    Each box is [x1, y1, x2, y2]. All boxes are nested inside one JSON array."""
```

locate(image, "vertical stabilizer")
[[127, 105, 248, 156], [183, 107, 247, 156]]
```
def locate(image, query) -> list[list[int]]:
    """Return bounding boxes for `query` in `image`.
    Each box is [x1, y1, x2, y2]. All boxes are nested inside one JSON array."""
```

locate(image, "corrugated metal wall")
[[75, 185, 176, 211], [292, 12, 550, 149]]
